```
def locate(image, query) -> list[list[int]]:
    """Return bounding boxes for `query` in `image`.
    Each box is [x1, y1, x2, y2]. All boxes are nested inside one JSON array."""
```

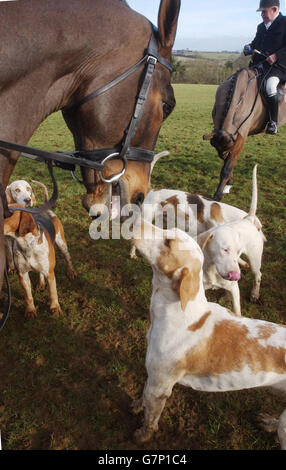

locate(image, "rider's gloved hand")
[[243, 45, 254, 56]]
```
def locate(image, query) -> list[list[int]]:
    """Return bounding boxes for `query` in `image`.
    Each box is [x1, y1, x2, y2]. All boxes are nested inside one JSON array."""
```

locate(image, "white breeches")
[[265, 76, 280, 97]]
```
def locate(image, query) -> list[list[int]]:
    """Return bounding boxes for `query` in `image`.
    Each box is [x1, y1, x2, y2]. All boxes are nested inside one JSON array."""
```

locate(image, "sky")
[[127, 0, 286, 52]]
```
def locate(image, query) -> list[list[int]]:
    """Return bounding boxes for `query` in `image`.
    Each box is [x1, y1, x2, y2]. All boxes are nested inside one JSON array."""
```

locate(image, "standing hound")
[[4, 206, 62, 318], [131, 220, 286, 449], [131, 165, 265, 315], [6, 179, 76, 280]]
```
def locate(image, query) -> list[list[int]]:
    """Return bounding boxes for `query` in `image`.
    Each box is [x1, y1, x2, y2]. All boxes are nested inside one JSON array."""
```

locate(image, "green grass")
[[0, 84, 285, 450]]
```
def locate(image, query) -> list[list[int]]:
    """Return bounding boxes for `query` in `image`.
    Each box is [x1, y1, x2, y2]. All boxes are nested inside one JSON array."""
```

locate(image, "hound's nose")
[[228, 271, 241, 281], [24, 198, 32, 206]]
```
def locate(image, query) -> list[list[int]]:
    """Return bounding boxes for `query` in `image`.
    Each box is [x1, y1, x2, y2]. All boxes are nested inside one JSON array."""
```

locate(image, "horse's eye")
[[162, 101, 174, 120]]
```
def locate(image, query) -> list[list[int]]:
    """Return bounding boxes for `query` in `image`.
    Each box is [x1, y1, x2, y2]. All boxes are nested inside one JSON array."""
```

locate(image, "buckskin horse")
[[203, 65, 286, 201], [0, 0, 181, 295]]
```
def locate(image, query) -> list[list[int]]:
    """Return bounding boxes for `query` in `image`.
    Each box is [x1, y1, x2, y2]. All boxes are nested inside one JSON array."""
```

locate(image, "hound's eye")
[[162, 101, 174, 120], [27, 187, 31, 192], [15, 188, 21, 193], [223, 248, 229, 253]]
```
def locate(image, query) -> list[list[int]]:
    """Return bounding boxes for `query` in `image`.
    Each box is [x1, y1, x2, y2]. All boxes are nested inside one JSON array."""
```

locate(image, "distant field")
[[174, 51, 240, 62], [0, 84, 285, 450]]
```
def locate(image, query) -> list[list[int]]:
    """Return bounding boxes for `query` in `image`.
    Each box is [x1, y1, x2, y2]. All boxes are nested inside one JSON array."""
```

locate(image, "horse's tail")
[[32, 180, 49, 202], [248, 164, 258, 217]]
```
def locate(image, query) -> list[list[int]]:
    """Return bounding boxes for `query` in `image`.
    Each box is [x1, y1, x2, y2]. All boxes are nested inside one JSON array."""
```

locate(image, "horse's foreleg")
[[213, 133, 245, 201]]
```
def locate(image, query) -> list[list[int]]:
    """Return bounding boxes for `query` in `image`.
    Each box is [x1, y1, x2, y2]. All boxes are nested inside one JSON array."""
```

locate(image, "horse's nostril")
[[132, 192, 145, 206]]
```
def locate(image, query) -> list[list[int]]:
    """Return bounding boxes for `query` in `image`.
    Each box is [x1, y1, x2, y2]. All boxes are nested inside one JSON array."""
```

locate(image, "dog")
[[5, 179, 76, 280], [131, 220, 286, 449], [4, 205, 62, 318], [131, 165, 265, 315]]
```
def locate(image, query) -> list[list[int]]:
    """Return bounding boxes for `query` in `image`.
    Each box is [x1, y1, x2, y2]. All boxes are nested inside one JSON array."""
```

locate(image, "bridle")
[[62, 23, 172, 185], [0, 23, 172, 330]]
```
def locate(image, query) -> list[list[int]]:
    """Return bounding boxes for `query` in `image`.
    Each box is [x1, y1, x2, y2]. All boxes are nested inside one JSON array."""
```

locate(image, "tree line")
[[171, 54, 249, 85]]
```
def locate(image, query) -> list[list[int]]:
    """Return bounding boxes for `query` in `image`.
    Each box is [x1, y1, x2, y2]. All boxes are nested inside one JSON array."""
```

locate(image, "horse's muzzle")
[[210, 130, 237, 160]]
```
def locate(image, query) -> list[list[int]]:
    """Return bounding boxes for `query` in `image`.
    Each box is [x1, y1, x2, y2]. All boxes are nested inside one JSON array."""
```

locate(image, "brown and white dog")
[[4, 206, 62, 318], [131, 220, 286, 449], [6, 179, 76, 280], [131, 165, 266, 315]]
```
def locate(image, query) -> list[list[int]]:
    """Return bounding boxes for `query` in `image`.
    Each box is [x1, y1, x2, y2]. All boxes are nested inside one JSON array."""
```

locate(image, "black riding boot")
[[266, 94, 279, 134]]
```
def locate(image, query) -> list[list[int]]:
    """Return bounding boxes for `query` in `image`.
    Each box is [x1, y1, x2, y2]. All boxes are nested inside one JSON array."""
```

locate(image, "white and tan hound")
[[131, 220, 286, 449], [6, 179, 76, 280], [4, 206, 62, 318], [131, 165, 265, 315]]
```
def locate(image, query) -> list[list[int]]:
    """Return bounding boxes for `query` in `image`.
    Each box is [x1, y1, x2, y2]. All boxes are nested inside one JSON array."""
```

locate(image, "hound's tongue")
[[228, 271, 240, 281]]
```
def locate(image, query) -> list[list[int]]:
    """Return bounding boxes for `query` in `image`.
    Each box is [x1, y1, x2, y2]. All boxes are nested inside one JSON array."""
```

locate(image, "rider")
[[243, 0, 286, 134]]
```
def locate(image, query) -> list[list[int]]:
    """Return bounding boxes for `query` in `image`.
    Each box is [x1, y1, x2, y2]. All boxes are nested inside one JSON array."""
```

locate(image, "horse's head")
[[62, 0, 180, 220], [203, 68, 260, 160]]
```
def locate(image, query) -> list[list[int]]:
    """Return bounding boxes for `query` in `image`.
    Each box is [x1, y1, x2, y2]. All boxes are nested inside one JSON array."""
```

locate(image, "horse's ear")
[[157, 0, 181, 49]]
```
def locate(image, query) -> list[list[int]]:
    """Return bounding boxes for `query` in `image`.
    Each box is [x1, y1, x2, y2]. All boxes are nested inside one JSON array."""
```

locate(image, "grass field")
[[0, 84, 285, 450]]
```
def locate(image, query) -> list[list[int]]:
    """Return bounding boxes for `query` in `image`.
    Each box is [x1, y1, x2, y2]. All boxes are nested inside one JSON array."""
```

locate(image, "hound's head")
[[133, 220, 204, 310], [5, 180, 36, 208], [197, 226, 241, 281]]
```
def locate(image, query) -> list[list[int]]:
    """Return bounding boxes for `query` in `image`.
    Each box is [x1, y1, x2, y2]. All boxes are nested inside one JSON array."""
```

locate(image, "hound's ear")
[[3, 210, 21, 235], [172, 263, 201, 311], [18, 212, 38, 237], [158, 0, 181, 49], [196, 231, 214, 250], [31, 189, 36, 206], [5, 186, 14, 204], [150, 151, 169, 176]]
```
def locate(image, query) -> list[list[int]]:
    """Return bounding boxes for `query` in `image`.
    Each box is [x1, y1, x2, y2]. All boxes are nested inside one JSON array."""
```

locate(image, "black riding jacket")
[[250, 12, 286, 79]]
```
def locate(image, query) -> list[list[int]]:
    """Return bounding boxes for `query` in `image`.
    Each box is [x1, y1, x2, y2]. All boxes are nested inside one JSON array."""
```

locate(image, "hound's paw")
[[67, 267, 77, 280], [134, 426, 154, 444], [25, 307, 38, 319], [250, 292, 260, 303], [50, 305, 63, 317], [36, 281, 46, 291], [131, 398, 143, 415], [256, 413, 279, 433]]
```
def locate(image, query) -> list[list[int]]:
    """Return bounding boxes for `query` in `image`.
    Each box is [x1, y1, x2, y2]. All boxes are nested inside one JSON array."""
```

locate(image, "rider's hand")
[[243, 45, 254, 56], [266, 53, 278, 64]]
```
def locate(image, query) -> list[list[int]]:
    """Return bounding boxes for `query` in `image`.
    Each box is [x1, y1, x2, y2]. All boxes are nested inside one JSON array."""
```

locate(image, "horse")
[[0, 0, 181, 293], [203, 66, 286, 201]]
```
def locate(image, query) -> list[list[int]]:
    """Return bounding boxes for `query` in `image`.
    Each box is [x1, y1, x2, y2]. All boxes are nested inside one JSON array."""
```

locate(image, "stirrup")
[[266, 120, 278, 134]]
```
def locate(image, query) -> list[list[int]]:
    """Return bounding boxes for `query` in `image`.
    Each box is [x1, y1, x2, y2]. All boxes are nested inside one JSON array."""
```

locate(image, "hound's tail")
[[248, 164, 258, 217], [32, 180, 49, 202]]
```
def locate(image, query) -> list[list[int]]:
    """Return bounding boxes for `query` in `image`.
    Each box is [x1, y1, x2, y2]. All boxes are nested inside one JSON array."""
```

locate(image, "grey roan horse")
[[0, 0, 181, 294]]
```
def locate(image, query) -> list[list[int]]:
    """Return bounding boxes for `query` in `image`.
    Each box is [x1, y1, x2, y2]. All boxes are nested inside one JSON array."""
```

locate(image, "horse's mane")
[[219, 67, 250, 129]]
